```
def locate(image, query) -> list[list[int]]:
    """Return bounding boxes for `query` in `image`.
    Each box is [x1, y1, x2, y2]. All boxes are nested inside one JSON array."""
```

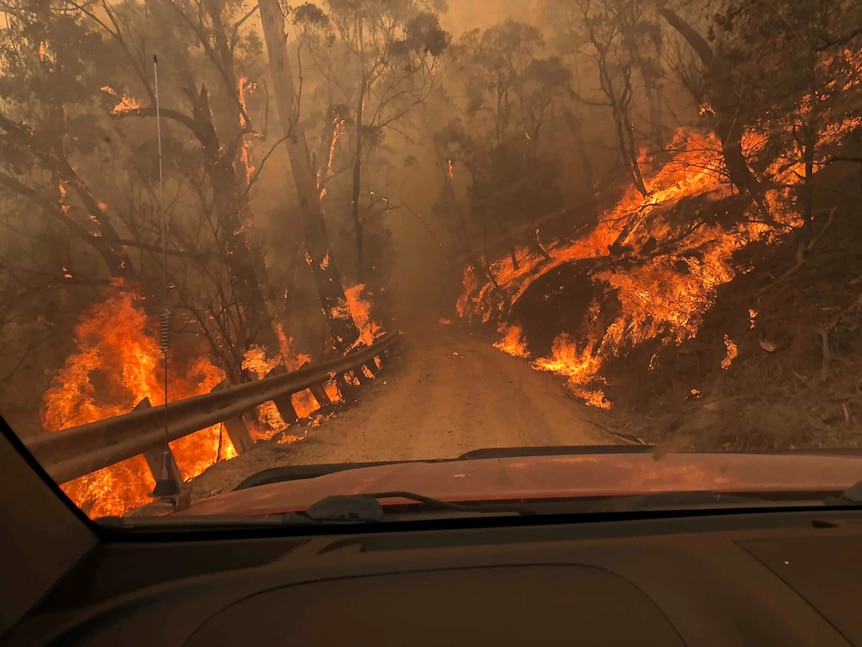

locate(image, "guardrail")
[[25, 333, 398, 485]]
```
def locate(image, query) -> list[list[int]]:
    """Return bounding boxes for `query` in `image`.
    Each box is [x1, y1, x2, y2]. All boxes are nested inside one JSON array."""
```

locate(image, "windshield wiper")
[[824, 480, 862, 506], [305, 491, 534, 522], [97, 491, 532, 529]]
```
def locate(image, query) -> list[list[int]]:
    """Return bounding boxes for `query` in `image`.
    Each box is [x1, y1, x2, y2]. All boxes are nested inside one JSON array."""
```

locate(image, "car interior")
[[5, 423, 862, 647]]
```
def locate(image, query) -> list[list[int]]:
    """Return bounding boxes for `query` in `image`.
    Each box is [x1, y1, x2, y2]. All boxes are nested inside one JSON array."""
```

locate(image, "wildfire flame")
[[494, 324, 529, 358], [721, 335, 738, 370], [458, 127, 806, 407], [41, 280, 231, 518], [532, 334, 611, 409], [344, 284, 382, 347]]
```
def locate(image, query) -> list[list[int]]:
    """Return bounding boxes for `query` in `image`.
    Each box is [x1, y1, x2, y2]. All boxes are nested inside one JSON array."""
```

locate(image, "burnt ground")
[[506, 162, 862, 452]]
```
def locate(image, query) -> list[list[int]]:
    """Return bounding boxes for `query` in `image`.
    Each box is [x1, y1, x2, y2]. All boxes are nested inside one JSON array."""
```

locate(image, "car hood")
[[177, 451, 862, 517]]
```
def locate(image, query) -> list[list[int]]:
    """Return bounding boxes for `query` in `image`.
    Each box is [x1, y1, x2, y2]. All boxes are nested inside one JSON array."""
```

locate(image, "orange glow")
[[533, 334, 610, 409], [721, 335, 738, 370], [319, 115, 344, 200], [292, 389, 319, 418], [457, 127, 807, 407], [41, 280, 231, 519], [324, 379, 341, 402], [237, 77, 255, 185], [243, 330, 329, 432], [101, 86, 142, 116], [344, 284, 382, 346], [494, 324, 530, 358]]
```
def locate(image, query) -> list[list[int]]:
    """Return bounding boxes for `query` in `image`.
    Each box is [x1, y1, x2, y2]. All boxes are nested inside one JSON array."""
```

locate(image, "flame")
[[242, 333, 326, 433], [721, 335, 738, 370], [344, 284, 382, 346], [108, 95, 141, 116], [237, 77, 255, 185], [41, 280, 231, 518], [494, 324, 530, 358], [532, 334, 610, 409], [318, 115, 344, 200], [457, 127, 807, 407]]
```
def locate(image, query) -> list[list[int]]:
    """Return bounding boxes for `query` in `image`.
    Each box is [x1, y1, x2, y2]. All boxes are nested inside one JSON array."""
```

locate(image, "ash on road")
[[180, 322, 615, 504]]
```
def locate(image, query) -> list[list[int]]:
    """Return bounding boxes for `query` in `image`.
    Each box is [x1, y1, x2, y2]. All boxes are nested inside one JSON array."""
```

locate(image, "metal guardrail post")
[[210, 382, 254, 454], [298, 361, 331, 407], [265, 365, 299, 423]]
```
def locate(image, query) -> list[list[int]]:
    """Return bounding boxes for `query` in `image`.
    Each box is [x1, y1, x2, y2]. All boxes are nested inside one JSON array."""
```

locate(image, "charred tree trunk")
[[190, 87, 279, 351], [534, 224, 552, 261], [594, 52, 648, 196], [509, 245, 519, 271], [0, 113, 136, 279], [657, 7, 760, 198], [644, 81, 664, 153], [801, 127, 816, 226], [351, 145, 364, 281], [564, 109, 598, 222], [351, 77, 368, 282], [259, 0, 362, 351]]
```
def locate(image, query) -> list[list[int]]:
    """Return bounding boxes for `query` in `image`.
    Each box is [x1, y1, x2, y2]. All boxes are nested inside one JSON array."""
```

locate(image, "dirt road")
[[177, 322, 613, 503]]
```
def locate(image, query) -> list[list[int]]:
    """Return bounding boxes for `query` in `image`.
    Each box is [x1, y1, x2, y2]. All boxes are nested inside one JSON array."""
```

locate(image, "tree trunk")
[[802, 128, 816, 226], [657, 7, 760, 198], [259, 0, 362, 351], [565, 109, 598, 222], [351, 142, 364, 282], [351, 77, 367, 282], [509, 245, 519, 271], [191, 87, 279, 352], [645, 82, 664, 153]]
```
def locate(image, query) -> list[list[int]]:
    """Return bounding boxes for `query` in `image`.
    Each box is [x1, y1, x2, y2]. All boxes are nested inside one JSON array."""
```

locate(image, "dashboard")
[[5, 509, 862, 646]]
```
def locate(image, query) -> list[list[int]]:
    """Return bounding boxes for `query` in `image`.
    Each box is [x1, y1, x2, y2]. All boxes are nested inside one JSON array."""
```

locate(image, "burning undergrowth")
[[41, 279, 384, 518], [457, 128, 805, 409], [41, 280, 231, 518]]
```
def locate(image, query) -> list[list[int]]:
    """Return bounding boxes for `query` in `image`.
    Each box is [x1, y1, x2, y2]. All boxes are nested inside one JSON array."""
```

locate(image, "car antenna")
[[149, 53, 181, 500]]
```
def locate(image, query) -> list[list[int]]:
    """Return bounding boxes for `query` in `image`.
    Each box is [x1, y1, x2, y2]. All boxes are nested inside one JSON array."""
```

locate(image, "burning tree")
[[705, 0, 862, 225], [80, 0, 286, 369]]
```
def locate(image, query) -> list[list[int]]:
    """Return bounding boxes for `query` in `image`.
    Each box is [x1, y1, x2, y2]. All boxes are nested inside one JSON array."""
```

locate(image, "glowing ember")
[[721, 335, 738, 370], [41, 280, 230, 518], [494, 324, 530, 358], [749, 308, 758, 330]]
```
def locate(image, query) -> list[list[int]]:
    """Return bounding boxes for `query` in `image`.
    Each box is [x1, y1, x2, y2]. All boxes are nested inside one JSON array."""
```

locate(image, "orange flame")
[[458, 127, 806, 407], [41, 280, 232, 518], [532, 334, 610, 409], [494, 324, 530, 358], [721, 335, 738, 370], [344, 284, 382, 346], [237, 77, 255, 185]]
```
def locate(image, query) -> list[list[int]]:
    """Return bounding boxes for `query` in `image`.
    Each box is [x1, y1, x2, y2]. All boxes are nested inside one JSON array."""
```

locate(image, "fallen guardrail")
[[25, 333, 398, 485]]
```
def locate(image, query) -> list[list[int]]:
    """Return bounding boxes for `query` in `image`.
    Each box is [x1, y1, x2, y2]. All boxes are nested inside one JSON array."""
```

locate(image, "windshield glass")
[[2, 0, 862, 523]]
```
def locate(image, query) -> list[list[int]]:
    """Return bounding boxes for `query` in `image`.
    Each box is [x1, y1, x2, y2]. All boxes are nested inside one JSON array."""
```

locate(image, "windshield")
[[1, 0, 862, 524]]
